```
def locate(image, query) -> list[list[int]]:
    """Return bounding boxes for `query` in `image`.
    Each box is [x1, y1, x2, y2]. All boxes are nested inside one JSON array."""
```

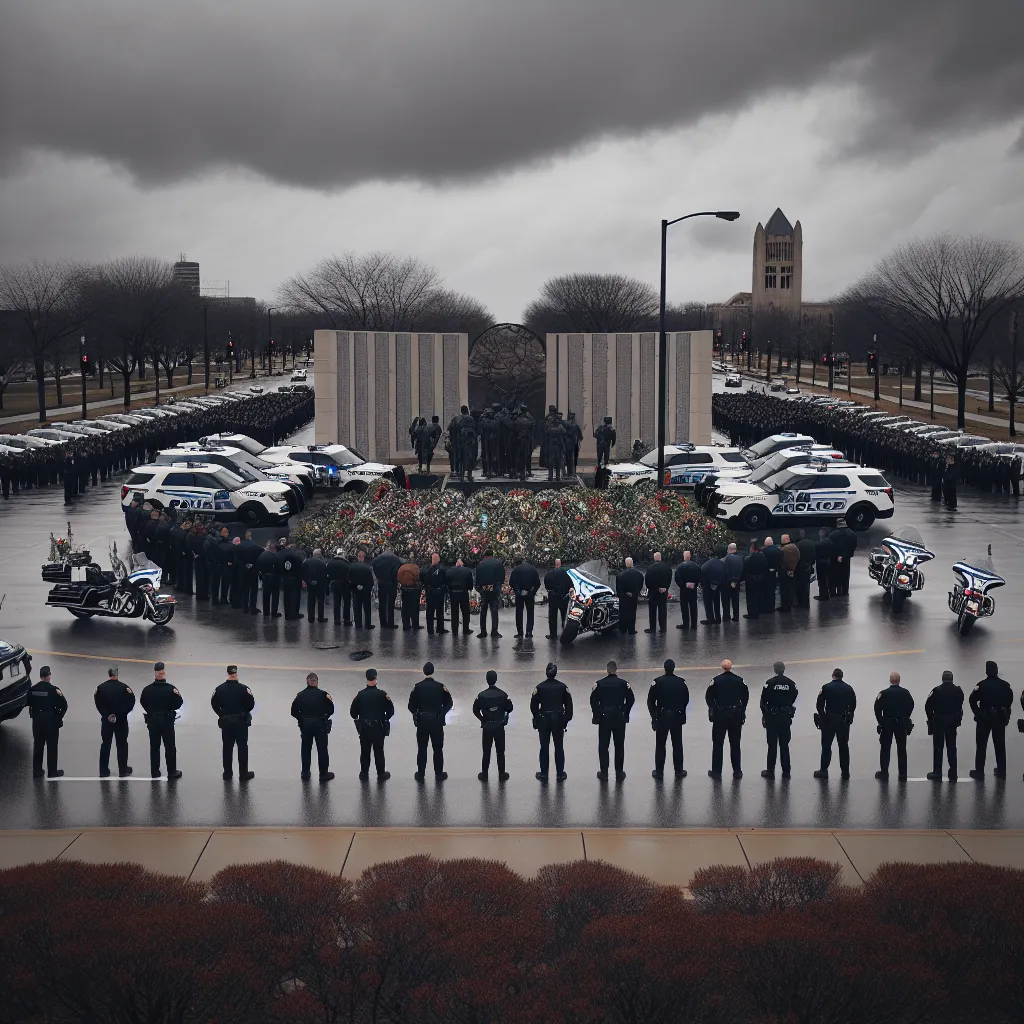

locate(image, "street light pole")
[[658, 209, 739, 491], [80, 335, 87, 420], [267, 306, 277, 377], [203, 305, 210, 395]]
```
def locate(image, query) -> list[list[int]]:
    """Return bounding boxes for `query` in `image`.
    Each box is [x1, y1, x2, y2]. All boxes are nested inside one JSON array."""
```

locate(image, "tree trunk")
[[777, 347, 783, 374], [913, 356, 922, 402], [956, 370, 968, 429], [154, 363, 161, 405], [165, 363, 175, 388], [35, 358, 47, 422], [988, 350, 995, 411], [186, 358, 193, 385], [54, 361, 64, 406], [795, 345, 802, 383], [765, 347, 772, 381], [1011, 396, 1016, 437], [122, 370, 133, 409]]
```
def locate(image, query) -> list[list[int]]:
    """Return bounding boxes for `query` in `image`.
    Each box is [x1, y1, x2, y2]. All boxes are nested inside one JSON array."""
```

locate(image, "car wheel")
[[739, 505, 770, 532], [846, 504, 875, 531], [238, 502, 265, 526], [345, 480, 368, 494]]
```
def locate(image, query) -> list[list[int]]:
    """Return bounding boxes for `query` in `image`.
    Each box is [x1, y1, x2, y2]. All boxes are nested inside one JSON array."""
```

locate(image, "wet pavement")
[[2, 393, 1024, 831]]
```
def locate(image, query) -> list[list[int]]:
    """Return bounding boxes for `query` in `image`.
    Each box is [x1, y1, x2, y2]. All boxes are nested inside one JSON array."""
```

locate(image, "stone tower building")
[[751, 208, 802, 318]]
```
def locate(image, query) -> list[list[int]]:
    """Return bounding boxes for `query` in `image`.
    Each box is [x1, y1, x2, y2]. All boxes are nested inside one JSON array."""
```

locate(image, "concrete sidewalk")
[[3, 827, 1022, 888]]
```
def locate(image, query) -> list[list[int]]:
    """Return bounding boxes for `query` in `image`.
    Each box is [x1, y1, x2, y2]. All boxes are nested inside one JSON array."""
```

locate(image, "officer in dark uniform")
[[925, 669, 964, 781], [544, 558, 572, 639], [510, 557, 541, 638], [302, 548, 329, 622], [722, 543, 745, 622], [674, 553, 700, 630], [289, 672, 335, 781], [280, 543, 305, 620], [699, 551, 725, 625], [475, 551, 505, 638], [795, 532, 816, 609], [615, 557, 644, 634], [706, 659, 749, 779], [530, 662, 573, 782], [29, 666, 67, 778], [189, 523, 208, 600], [327, 548, 351, 625], [760, 661, 797, 779], [205, 527, 222, 604], [874, 670, 915, 780], [647, 658, 689, 779], [446, 557, 473, 635], [211, 665, 255, 781], [217, 527, 236, 605], [171, 517, 192, 594], [594, 416, 615, 468], [422, 553, 449, 635], [742, 543, 768, 619], [828, 520, 858, 596], [928, 452, 944, 501], [408, 662, 453, 781], [94, 666, 134, 778], [140, 662, 183, 779], [372, 548, 402, 629], [349, 667, 394, 781], [348, 549, 375, 628], [257, 540, 283, 617], [644, 553, 672, 633], [762, 537, 782, 613], [590, 660, 634, 781], [473, 669, 513, 781], [969, 660, 1013, 779], [813, 528, 835, 601], [813, 668, 856, 779]]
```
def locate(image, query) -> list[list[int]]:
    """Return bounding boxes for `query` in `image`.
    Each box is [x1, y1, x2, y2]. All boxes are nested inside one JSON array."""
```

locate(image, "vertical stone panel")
[[592, 333, 608, 426], [568, 334, 584, 422], [615, 334, 633, 459], [418, 334, 435, 420], [640, 332, 655, 444], [374, 333, 390, 461], [442, 333, 459, 426], [395, 333, 412, 451], [675, 332, 691, 441], [353, 332, 369, 456], [337, 331, 351, 443]]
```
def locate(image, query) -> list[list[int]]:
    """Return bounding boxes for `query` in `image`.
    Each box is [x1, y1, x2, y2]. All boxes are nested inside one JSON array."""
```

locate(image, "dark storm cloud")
[[1, 0, 1021, 189]]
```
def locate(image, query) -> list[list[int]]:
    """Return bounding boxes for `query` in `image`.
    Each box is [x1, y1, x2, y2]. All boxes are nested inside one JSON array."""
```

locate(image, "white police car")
[[724, 374, 743, 387], [120, 461, 293, 525], [739, 433, 816, 463], [714, 460, 895, 532], [261, 444, 401, 491], [607, 444, 749, 488], [174, 443, 314, 498]]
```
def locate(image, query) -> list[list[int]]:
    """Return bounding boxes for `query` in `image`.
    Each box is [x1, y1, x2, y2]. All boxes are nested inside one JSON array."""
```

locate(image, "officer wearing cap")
[[530, 662, 573, 782], [29, 665, 67, 779], [94, 666, 135, 778], [211, 665, 256, 781], [350, 668, 394, 781], [408, 662, 453, 781], [140, 662, 184, 779], [473, 669, 513, 781], [647, 659, 689, 780], [290, 672, 335, 782], [969, 660, 1013, 780], [926, 669, 964, 781]]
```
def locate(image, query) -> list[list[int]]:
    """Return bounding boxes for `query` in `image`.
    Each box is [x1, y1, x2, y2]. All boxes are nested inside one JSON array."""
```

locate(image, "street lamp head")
[[715, 211, 741, 221]]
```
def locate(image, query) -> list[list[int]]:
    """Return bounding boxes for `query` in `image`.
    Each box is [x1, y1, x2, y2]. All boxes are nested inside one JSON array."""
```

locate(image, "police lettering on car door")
[[774, 489, 851, 515]]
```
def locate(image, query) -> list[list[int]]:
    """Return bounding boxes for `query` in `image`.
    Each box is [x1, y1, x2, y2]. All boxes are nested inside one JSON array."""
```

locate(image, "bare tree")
[[0, 260, 92, 421], [468, 325, 546, 411], [845, 235, 1024, 426], [992, 307, 1024, 436], [417, 289, 493, 338], [0, 312, 29, 411], [523, 273, 658, 334]]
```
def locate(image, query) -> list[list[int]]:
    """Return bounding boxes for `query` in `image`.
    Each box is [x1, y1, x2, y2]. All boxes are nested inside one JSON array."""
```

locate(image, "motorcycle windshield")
[[887, 525, 927, 548], [952, 560, 1005, 593], [881, 526, 934, 564]]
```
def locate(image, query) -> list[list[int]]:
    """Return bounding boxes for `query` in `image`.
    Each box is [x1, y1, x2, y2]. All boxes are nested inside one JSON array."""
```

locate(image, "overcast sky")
[[2, 0, 1022, 320]]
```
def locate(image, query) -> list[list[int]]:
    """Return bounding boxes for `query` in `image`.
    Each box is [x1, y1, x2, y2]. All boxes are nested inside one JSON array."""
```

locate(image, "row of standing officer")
[[26, 659, 1019, 783]]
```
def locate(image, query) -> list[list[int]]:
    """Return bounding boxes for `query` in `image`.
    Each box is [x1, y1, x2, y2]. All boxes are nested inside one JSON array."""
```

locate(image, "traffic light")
[[269, 338, 275, 351], [741, 330, 747, 350], [227, 338, 234, 354], [80, 351, 89, 374], [868, 351, 878, 373]]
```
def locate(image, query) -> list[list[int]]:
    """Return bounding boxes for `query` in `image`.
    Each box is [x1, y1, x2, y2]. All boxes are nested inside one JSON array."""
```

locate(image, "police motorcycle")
[[868, 525, 934, 613], [948, 561, 1004, 635], [43, 542, 175, 625], [560, 566, 620, 646]]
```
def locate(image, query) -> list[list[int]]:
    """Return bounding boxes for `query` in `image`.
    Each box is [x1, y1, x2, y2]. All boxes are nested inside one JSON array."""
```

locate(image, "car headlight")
[[717, 495, 740, 505]]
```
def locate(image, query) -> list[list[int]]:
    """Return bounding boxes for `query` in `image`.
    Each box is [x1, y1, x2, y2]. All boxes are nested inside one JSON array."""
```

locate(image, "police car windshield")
[[747, 435, 800, 458], [751, 455, 803, 483], [639, 447, 685, 467], [212, 468, 247, 489]]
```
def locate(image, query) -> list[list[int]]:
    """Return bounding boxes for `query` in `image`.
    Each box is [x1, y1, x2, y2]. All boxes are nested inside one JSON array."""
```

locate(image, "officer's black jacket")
[[829, 527, 858, 558], [301, 556, 328, 585], [326, 557, 350, 585], [371, 552, 402, 586], [797, 538, 817, 566], [969, 675, 1013, 716], [29, 680, 68, 719], [763, 545, 783, 573], [408, 677, 453, 719], [814, 536, 835, 563], [475, 557, 505, 590], [700, 558, 726, 588], [140, 680, 183, 717], [530, 678, 573, 722], [422, 564, 448, 591], [290, 687, 334, 721], [874, 684, 914, 723], [925, 681, 964, 722], [645, 562, 672, 593], [446, 565, 473, 593], [217, 539, 236, 570], [743, 551, 768, 577], [544, 566, 572, 597], [188, 531, 206, 560], [760, 674, 798, 714], [279, 548, 305, 580], [257, 549, 281, 577], [350, 686, 394, 722], [590, 674, 635, 717], [674, 561, 701, 590], [816, 679, 857, 717], [348, 560, 375, 591], [95, 678, 136, 718], [203, 534, 220, 563], [615, 568, 644, 599], [706, 672, 749, 712], [155, 519, 172, 549], [723, 553, 745, 582], [211, 679, 255, 718], [237, 539, 262, 571], [170, 523, 187, 554], [648, 673, 690, 717], [510, 563, 540, 596], [473, 686, 513, 724]]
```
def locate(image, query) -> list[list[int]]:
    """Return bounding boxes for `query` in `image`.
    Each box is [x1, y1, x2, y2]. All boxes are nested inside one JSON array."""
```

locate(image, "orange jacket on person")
[[397, 562, 421, 588]]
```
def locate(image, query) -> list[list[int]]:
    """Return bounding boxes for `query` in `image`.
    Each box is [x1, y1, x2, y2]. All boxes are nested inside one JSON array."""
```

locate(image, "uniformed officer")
[[874, 671, 915, 780], [289, 672, 335, 782], [925, 669, 964, 781], [969, 660, 1013, 780], [644, 553, 672, 633], [590, 660, 635, 781], [349, 667, 394, 781], [760, 661, 797, 779], [211, 664, 255, 781], [544, 558, 571, 638], [302, 548, 329, 622], [140, 662, 183, 779], [647, 658, 689, 779], [706, 659, 749, 779], [530, 662, 573, 782], [29, 666, 67, 778], [615, 557, 644, 635], [94, 665, 135, 778], [510, 557, 541, 638], [475, 551, 505, 638], [348, 549, 376, 629], [422, 553, 449, 635], [408, 661, 453, 781], [257, 540, 283, 617], [279, 543, 305, 620], [673, 552, 700, 630], [473, 669, 513, 781], [446, 557, 474, 635], [813, 668, 856, 779], [327, 549, 352, 625]]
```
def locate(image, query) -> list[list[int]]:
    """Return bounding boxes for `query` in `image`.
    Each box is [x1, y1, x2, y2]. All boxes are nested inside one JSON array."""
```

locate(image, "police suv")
[[606, 443, 750, 488], [174, 443, 314, 499], [120, 461, 293, 525], [714, 460, 895, 532], [739, 432, 816, 462], [261, 443, 402, 491], [0, 639, 32, 724]]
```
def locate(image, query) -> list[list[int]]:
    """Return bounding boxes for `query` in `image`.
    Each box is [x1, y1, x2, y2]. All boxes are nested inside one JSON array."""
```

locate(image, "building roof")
[[764, 208, 794, 236]]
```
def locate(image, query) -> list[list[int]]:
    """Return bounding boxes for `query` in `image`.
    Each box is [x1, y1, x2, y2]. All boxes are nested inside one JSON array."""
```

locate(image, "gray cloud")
[[2, 0, 1021, 189]]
